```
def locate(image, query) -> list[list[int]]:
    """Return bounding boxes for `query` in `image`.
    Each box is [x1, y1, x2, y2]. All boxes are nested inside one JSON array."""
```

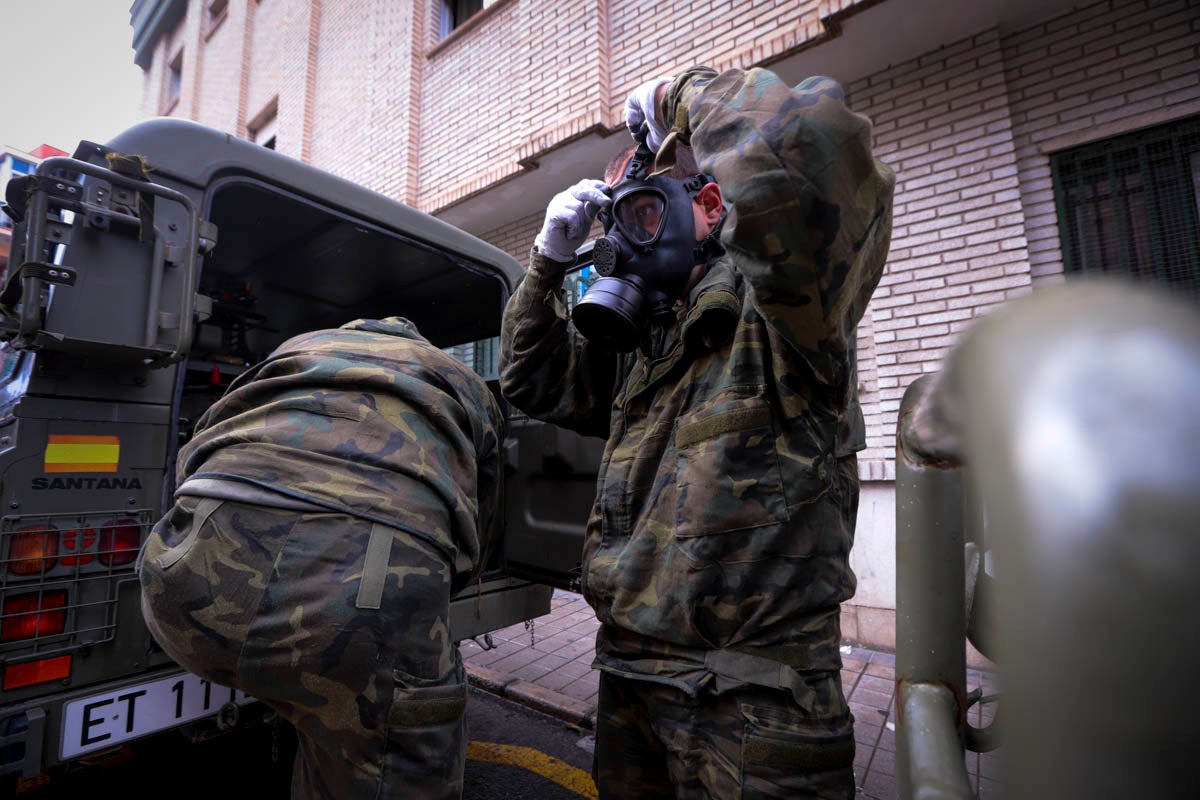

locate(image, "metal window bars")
[[1051, 115, 1200, 298]]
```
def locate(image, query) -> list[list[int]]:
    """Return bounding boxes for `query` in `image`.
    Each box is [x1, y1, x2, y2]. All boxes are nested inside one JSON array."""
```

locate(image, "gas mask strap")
[[626, 125, 655, 181]]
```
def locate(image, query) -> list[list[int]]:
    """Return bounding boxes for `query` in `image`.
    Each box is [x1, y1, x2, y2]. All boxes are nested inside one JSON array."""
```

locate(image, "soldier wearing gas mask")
[[500, 66, 895, 799]]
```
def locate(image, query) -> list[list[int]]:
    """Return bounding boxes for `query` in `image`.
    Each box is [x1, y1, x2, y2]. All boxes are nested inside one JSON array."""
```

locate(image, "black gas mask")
[[571, 142, 723, 353]]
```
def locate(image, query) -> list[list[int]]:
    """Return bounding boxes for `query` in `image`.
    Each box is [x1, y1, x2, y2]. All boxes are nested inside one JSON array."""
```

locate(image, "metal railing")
[[895, 280, 1200, 800]]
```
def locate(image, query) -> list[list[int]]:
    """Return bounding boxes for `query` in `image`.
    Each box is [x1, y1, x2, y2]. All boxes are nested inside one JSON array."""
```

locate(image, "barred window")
[[1051, 116, 1200, 299]]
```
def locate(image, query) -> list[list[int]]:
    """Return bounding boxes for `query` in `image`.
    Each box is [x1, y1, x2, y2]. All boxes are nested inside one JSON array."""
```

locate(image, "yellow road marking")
[[468, 741, 597, 799]]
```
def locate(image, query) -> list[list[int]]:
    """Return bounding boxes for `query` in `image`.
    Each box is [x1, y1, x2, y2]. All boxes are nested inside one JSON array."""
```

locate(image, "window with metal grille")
[[1050, 116, 1200, 299]]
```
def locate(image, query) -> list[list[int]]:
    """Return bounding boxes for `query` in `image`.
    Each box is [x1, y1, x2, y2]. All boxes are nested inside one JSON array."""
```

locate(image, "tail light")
[[1, 591, 67, 642], [8, 525, 58, 575], [98, 519, 141, 566], [60, 528, 97, 567], [3, 655, 72, 690]]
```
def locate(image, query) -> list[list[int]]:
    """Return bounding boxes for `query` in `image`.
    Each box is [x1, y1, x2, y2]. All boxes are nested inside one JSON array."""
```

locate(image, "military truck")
[[0, 119, 599, 783]]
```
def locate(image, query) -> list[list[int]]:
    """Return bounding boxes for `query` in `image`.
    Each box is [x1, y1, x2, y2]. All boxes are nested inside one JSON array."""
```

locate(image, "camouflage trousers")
[[594, 671, 855, 799], [139, 497, 466, 800]]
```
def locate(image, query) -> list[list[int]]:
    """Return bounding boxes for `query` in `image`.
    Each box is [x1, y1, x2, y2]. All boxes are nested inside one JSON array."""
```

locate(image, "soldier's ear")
[[695, 182, 723, 229]]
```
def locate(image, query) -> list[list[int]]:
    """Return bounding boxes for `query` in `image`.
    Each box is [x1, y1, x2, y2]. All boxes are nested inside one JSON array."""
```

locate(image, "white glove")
[[534, 179, 611, 264], [624, 76, 673, 151]]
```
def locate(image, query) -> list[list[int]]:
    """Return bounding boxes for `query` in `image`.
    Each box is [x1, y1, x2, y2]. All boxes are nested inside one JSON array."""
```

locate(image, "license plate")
[[61, 671, 255, 759]]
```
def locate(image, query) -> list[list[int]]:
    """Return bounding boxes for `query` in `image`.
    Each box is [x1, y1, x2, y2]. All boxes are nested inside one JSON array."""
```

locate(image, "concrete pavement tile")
[[862, 769, 895, 800], [557, 639, 598, 660], [526, 620, 568, 636], [865, 660, 895, 679], [534, 667, 588, 692], [513, 662, 558, 683], [464, 640, 523, 667], [528, 632, 574, 652], [856, 674, 895, 696], [869, 746, 896, 777], [850, 687, 893, 711], [486, 644, 556, 673], [868, 650, 896, 666], [512, 653, 571, 681], [527, 651, 571, 670], [876, 727, 896, 753], [842, 655, 868, 672], [853, 719, 883, 746], [849, 701, 888, 723], [555, 660, 595, 680], [560, 674, 600, 703]]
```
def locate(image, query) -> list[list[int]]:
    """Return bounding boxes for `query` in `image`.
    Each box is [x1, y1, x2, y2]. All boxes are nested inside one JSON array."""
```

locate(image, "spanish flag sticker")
[[44, 435, 120, 473]]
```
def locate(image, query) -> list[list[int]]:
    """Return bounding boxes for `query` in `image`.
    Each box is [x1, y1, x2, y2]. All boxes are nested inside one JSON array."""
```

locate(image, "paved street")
[[15, 689, 598, 799], [464, 590, 1003, 799]]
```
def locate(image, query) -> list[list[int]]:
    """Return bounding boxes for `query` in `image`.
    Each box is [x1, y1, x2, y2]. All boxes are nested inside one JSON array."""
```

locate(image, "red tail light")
[[98, 520, 141, 566], [60, 528, 97, 567], [3, 654, 72, 690], [8, 525, 58, 575], [1, 591, 67, 642]]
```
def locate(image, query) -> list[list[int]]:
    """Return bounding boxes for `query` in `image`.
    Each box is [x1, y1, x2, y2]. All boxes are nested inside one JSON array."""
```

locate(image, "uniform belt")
[[703, 649, 817, 712]]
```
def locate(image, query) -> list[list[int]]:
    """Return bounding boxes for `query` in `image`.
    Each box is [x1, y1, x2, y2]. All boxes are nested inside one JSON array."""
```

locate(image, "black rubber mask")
[[572, 167, 714, 353]]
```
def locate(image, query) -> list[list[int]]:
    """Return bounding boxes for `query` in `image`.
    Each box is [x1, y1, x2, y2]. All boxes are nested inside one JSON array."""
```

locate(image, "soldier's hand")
[[624, 77, 673, 150], [534, 179, 611, 265]]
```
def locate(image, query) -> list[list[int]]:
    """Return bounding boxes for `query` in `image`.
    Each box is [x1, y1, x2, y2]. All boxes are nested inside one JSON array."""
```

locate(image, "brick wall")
[[309, 0, 378, 184], [246, 0, 290, 132], [848, 28, 1032, 474], [139, 0, 1200, 476], [144, 0, 880, 212], [420, 0, 544, 211], [481, 211, 542, 264], [195, 1, 245, 134], [1004, 0, 1200, 287]]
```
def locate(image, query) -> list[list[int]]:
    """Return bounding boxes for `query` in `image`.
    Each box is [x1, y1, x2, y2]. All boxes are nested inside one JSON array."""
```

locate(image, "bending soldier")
[[139, 317, 503, 800], [499, 67, 895, 798]]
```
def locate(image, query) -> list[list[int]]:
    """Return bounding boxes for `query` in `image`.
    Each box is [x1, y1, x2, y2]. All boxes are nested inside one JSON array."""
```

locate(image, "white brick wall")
[[142, 0, 1200, 477], [1005, 0, 1200, 286], [848, 28, 1032, 473]]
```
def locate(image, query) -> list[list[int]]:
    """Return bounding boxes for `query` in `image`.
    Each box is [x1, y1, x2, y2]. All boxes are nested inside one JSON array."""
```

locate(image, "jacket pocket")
[[387, 669, 468, 729], [146, 497, 225, 572], [674, 395, 789, 537]]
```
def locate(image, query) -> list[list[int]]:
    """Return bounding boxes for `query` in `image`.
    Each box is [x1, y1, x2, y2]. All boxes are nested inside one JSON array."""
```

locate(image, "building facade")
[[130, 0, 1200, 656]]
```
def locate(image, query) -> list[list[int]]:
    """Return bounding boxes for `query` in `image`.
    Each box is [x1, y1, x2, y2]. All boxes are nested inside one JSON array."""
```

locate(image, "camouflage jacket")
[[178, 317, 505, 590], [500, 67, 895, 685]]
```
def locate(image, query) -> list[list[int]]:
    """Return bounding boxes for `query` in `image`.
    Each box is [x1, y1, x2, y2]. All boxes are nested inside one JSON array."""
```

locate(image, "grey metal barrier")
[[895, 281, 1200, 800]]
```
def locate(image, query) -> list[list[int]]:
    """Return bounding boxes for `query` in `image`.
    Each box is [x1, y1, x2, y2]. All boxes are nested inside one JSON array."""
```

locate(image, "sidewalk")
[[462, 589, 1000, 799]]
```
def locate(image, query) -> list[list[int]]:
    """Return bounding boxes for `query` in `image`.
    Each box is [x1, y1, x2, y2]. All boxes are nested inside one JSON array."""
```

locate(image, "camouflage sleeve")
[[498, 251, 620, 437], [459, 383, 505, 590], [664, 66, 895, 385]]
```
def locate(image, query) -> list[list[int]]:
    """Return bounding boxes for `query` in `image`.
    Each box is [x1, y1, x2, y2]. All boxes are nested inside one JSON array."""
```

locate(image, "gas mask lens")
[[614, 190, 666, 245]]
